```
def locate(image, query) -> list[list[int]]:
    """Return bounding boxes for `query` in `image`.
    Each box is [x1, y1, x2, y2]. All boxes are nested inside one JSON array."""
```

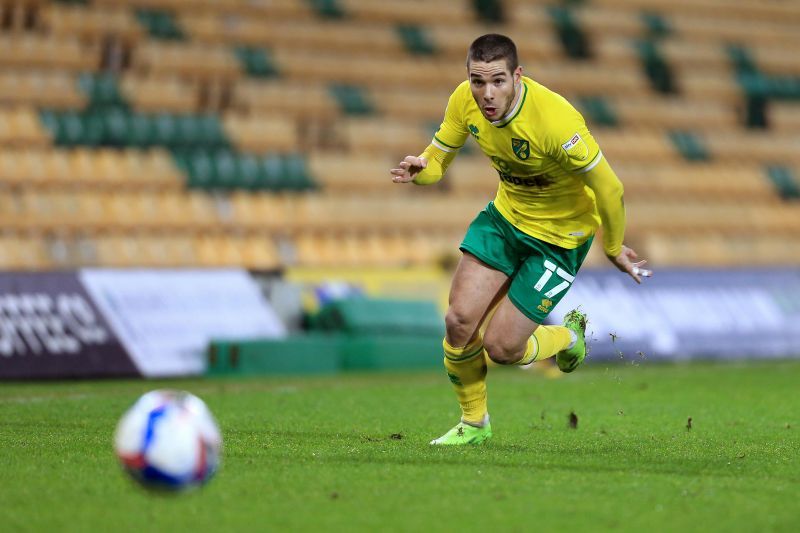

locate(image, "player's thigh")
[[448, 252, 509, 325], [483, 295, 539, 354], [507, 237, 593, 325]]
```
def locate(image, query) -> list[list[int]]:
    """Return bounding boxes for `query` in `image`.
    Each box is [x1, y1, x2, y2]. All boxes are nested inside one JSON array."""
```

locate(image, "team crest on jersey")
[[511, 138, 530, 160], [468, 124, 480, 140], [561, 133, 589, 161]]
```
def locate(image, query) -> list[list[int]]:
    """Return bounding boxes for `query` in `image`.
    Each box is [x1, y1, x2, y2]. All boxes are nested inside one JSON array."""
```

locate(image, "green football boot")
[[430, 420, 492, 446], [556, 308, 589, 373]]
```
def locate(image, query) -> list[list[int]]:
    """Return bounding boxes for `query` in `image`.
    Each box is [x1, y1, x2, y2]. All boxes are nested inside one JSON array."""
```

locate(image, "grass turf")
[[1, 360, 799, 532]]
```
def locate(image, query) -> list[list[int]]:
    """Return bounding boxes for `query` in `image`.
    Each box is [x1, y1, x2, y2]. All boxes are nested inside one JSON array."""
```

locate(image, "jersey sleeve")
[[544, 96, 603, 174], [411, 83, 469, 185], [582, 158, 626, 257], [430, 83, 470, 154]]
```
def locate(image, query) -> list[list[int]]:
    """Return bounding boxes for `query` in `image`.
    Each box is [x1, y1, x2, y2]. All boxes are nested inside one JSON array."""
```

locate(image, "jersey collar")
[[491, 81, 528, 129]]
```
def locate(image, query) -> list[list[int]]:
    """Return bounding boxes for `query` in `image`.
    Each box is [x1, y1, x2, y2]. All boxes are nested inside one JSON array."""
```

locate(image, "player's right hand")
[[390, 156, 427, 183]]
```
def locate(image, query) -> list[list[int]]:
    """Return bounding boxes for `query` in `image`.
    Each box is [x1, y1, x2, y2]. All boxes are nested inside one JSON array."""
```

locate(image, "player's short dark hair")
[[467, 34, 519, 74]]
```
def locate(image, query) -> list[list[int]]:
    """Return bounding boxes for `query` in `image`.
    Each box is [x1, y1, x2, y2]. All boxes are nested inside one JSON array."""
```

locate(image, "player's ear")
[[513, 65, 523, 83]]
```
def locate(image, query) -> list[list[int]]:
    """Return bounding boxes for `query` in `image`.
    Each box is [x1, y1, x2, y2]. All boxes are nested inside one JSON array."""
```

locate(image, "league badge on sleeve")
[[561, 133, 589, 161]]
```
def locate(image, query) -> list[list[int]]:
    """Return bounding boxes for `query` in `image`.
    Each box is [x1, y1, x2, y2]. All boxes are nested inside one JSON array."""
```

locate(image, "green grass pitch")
[[2, 360, 799, 532]]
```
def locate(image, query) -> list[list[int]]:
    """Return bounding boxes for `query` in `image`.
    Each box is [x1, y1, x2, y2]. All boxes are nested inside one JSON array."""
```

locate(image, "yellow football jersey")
[[429, 76, 606, 250]]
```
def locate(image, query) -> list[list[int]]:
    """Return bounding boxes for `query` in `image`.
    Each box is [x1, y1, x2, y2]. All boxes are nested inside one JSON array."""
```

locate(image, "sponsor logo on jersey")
[[496, 170, 553, 188], [561, 132, 589, 161], [512, 138, 530, 160]]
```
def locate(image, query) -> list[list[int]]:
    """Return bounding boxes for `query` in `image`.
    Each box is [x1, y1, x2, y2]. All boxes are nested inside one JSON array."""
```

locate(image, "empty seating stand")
[[0, 0, 797, 269]]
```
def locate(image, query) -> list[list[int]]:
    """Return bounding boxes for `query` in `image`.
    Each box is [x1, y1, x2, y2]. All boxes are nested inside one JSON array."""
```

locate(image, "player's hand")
[[390, 156, 427, 183], [608, 245, 652, 284]]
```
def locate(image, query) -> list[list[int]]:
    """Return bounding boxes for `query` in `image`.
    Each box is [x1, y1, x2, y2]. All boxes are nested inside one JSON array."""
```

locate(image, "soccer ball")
[[114, 390, 222, 491]]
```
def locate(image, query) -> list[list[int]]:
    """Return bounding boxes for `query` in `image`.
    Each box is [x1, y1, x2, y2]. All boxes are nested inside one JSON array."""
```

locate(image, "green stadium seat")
[[668, 131, 710, 162], [307, 0, 345, 19], [101, 107, 130, 147], [135, 9, 185, 41], [640, 12, 671, 39], [635, 40, 676, 94], [127, 113, 156, 147], [395, 25, 436, 56], [42, 110, 104, 146], [577, 96, 619, 127], [78, 73, 128, 109], [187, 150, 217, 189], [766, 165, 800, 200], [473, 0, 505, 23], [237, 154, 262, 190], [259, 154, 286, 190], [548, 6, 591, 59], [152, 113, 178, 146], [727, 44, 759, 75], [283, 154, 316, 190], [213, 150, 239, 189], [234, 47, 280, 78], [328, 84, 375, 116]]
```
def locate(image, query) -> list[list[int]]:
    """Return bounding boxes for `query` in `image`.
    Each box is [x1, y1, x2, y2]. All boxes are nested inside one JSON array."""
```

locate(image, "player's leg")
[[485, 237, 594, 370], [482, 298, 578, 367], [431, 252, 509, 446]]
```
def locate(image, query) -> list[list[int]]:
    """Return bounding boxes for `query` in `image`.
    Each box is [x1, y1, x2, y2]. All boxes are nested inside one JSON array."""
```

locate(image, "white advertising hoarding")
[[79, 269, 286, 377]]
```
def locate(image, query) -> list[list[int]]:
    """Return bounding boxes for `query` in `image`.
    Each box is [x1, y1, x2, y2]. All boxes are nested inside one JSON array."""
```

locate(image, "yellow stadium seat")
[[0, 107, 51, 147], [0, 34, 98, 71], [120, 75, 198, 114], [223, 113, 298, 152], [131, 41, 241, 81]]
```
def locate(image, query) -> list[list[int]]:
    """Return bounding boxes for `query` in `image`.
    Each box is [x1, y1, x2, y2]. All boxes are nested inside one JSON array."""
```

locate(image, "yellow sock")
[[517, 325, 573, 365], [443, 336, 488, 425]]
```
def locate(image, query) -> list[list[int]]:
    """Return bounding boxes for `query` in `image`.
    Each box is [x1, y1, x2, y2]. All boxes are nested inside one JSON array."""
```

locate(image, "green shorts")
[[459, 202, 593, 324]]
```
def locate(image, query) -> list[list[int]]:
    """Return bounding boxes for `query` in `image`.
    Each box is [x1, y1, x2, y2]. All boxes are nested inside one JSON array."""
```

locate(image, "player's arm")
[[390, 143, 458, 185], [582, 157, 624, 258], [390, 85, 468, 185], [581, 158, 649, 283], [548, 99, 650, 283], [584, 153, 651, 283]]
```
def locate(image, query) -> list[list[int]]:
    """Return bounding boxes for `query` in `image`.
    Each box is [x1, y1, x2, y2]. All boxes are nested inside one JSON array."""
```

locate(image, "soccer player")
[[389, 34, 650, 445]]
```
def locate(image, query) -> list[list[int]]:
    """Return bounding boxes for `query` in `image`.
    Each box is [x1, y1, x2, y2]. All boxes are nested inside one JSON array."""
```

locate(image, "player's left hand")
[[609, 245, 652, 284]]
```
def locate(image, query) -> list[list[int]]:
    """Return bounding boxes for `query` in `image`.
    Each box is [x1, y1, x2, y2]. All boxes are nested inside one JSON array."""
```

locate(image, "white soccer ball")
[[114, 389, 222, 491]]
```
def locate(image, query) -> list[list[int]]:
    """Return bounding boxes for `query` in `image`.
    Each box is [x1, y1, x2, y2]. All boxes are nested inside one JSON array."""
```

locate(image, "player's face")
[[468, 60, 522, 121]]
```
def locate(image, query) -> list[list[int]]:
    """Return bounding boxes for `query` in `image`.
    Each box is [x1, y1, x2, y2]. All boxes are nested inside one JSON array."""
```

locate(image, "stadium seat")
[[0, 0, 797, 270], [0, 108, 51, 147], [120, 75, 197, 113], [0, 71, 85, 110]]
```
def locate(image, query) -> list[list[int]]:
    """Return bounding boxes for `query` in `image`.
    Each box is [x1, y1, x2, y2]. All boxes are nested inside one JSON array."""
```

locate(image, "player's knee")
[[483, 337, 523, 365], [444, 307, 478, 345]]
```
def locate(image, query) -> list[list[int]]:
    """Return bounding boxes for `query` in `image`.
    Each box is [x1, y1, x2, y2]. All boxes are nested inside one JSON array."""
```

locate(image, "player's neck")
[[493, 81, 524, 125]]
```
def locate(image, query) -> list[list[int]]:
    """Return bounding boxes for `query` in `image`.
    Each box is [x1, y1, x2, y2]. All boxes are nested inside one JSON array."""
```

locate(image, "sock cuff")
[[461, 413, 490, 428], [518, 335, 538, 365], [443, 335, 484, 363]]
